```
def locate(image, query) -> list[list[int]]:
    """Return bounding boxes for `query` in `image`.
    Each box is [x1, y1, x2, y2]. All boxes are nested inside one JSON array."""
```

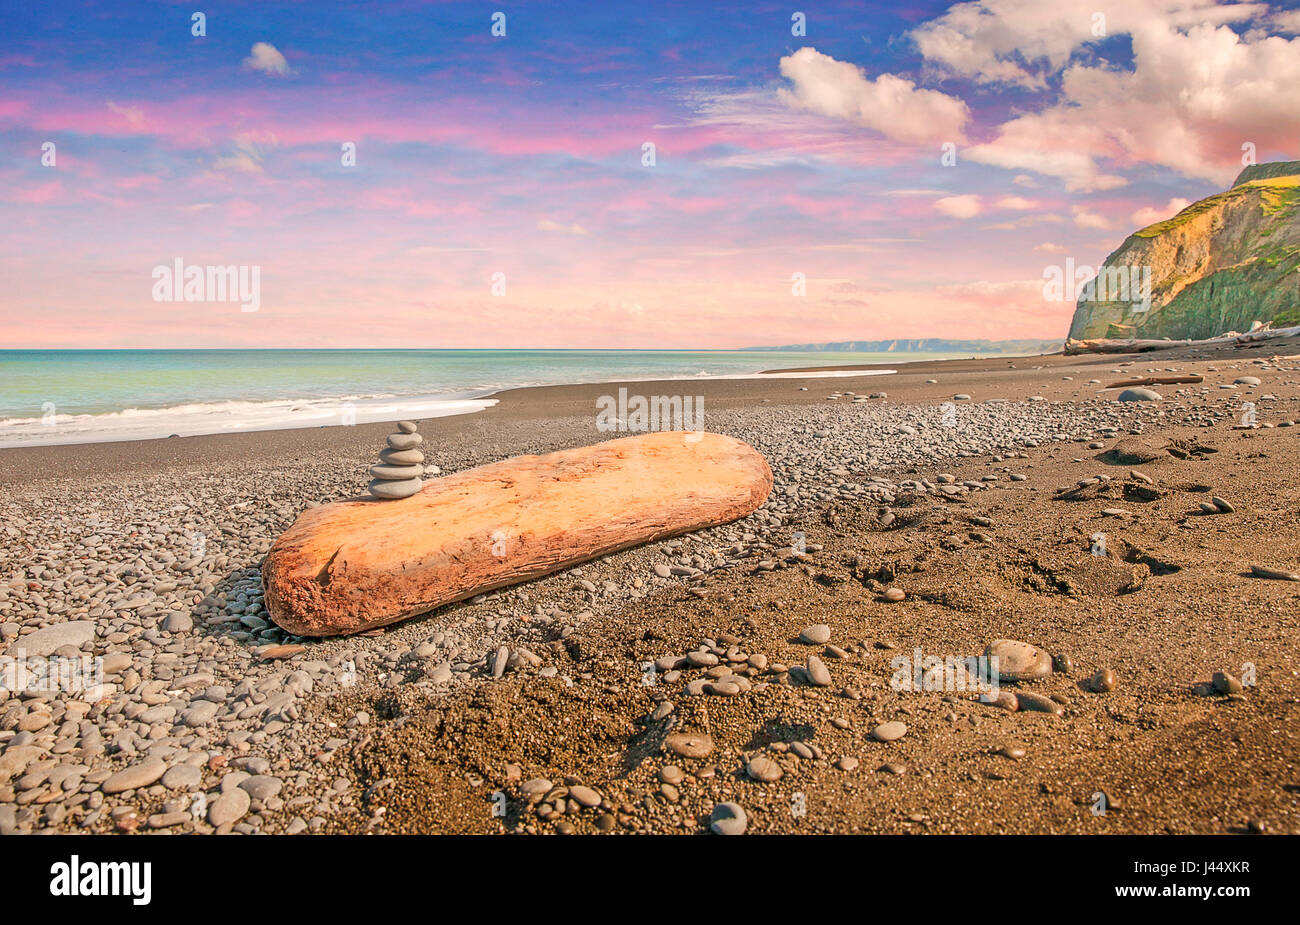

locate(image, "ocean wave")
[[0, 394, 498, 448]]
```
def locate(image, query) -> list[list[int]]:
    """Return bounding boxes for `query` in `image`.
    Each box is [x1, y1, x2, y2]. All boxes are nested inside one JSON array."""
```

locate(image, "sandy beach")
[[2, 343, 1299, 835]]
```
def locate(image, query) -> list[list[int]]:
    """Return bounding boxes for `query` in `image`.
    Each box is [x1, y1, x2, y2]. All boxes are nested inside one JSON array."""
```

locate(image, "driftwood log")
[[1103, 375, 1203, 389], [1064, 337, 1192, 354], [1065, 324, 1300, 356], [263, 431, 773, 636]]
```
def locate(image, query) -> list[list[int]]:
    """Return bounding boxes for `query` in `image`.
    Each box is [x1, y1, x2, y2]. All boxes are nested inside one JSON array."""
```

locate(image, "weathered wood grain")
[[263, 431, 772, 636]]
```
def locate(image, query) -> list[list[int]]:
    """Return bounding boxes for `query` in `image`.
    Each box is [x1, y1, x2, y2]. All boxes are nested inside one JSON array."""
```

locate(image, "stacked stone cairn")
[[369, 420, 424, 500]]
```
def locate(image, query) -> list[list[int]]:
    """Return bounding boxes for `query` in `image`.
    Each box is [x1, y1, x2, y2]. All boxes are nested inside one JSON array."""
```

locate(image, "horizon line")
[[0, 338, 1062, 352]]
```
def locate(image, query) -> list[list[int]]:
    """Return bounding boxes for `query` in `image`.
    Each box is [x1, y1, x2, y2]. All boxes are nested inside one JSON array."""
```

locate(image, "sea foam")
[[0, 394, 497, 448]]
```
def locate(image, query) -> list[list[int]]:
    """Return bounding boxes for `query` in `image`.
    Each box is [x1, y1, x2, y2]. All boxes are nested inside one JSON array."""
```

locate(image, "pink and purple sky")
[[2, 0, 1299, 348]]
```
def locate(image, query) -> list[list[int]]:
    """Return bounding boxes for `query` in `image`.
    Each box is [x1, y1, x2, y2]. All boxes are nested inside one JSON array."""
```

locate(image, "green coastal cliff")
[[1067, 161, 1300, 341]]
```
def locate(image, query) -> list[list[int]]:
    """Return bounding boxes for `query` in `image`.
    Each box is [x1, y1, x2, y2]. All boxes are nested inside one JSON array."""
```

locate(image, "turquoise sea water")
[[0, 349, 964, 447]]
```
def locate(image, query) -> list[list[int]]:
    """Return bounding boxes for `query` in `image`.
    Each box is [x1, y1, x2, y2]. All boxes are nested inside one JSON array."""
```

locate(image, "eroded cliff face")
[[1067, 162, 1300, 341]]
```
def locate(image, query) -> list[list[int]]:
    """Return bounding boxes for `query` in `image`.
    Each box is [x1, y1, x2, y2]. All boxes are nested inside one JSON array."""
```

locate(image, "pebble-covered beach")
[[2, 347, 1299, 835]]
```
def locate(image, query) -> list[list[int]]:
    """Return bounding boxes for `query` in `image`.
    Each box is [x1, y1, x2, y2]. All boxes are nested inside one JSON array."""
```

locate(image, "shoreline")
[[0, 349, 1102, 473], [3, 335, 1292, 486], [0, 349, 1058, 453]]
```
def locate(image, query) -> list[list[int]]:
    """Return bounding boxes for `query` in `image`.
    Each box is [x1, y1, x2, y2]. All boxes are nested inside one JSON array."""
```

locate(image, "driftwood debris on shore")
[[1065, 322, 1300, 356], [263, 431, 773, 636], [1102, 375, 1204, 389]]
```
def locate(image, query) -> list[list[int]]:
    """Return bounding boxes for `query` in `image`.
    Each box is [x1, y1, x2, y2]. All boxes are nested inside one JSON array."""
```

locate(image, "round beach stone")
[[182, 701, 219, 727], [102, 757, 167, 794], [386, 432, 424, 450], [665, 732, 713, 759], [746, 755, 783, 782], [883, 587, 905, 602], [370, 464, 423, 480], [799, 624, 831, 645], [659, 765, 683, 785], [805, 655, 832, 686], [208, 787, 251, 827], [709, 802, 748, 835], [1212, 670, 1243, 695], [569, 785, 601, 807], [1089, 668, 1117, 692], [162, 612, 193, 633], [378, 447, 425, 466], [1234, 376, 1261, 386], [1117, 387, 1162, 402], [521, 778, 552, 799], [871, 721, 908, 742], [980, 690, 1019, 711], [239, 775, 284, 802], [397, 420, 419, 433], [368, 477, 422, 500], [101, 652, 132, 674], [1014, 691, 1064, 714], [3, 620, 95, 657], [161, 764, 202, 790], [985, 639, 1053, 681]]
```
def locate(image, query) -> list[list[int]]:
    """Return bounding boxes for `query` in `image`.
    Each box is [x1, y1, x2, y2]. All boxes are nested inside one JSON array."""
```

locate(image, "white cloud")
[[1033, 242, 1068, 253], [701, 152, 809, 169], [1132, 197, 1191, 225], [911, 0, 1097, 88], [243, 42, 291, 76], [682, 3, 1294, 191], [213, 152, 261, 174], [915, 2, 1300, 188], [537, 219, 589, 236], [996, 195, 1038, 210], [1072, 206, 1111, 229], [214, 131, 278, 174], [913, 0, 1264, 87], [935, 194, 982, 218], [1273, 9, 1300, 32], [777, 47, 970, 145], [106, 100, 144, 126], [675, 85, 896, 170], [965, 127, 1128, 192]]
